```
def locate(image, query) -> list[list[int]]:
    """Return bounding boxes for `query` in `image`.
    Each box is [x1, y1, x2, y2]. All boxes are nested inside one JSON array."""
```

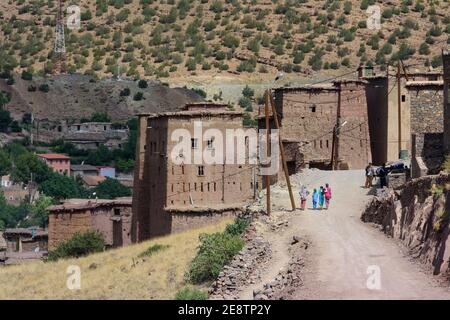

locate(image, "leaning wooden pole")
[[269, 92, 296, 211], [264, 90, 271, 215]]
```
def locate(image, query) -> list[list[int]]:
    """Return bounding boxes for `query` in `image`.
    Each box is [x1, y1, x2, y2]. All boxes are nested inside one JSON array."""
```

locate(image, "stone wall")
[[170, 209, 239, 234], [361, 173, 450, 277], [409, 86, 445, 177]]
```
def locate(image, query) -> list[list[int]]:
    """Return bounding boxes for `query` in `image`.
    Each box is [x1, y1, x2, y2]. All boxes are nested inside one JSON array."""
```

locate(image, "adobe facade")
[[267, 80, 371, 173], [47, 198, 132, 250], [132, 103, 256, 242], [444, 49, 450, 154]]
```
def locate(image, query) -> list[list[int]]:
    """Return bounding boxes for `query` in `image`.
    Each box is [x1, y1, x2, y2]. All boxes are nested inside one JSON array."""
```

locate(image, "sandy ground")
[[240, 169, 450, 300]]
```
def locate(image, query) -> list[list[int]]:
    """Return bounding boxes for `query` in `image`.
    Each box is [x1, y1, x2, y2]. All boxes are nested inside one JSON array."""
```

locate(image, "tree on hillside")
[[90, 112, 111, 122], [38, 173, 87, 200], [93, 178, 131, 199], [0, 149, 11, 176], [19, 195, 54, 228], [11, 152, 51, 184], [0, 109, 12, 132], [0, 91, 11, 108]]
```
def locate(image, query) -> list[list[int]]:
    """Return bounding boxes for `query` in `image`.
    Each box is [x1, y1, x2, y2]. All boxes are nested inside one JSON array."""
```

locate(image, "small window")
[[197, 166, 204, 176], [114, 208, 120, 216], [104, 126, 107, 131], [401, 95, 406, 102], [181, 165, 185, 174], [310, 105, 316, 113], [207, 138, 214, 149], [191, 138, 198, 149]]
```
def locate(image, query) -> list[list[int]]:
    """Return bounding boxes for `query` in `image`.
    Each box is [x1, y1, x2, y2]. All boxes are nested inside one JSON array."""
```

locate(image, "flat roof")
[[405, 80, 444, 87], [146, 110, 244, 119], [47, 197, 132, 213], [37, 153, 70, 160], [164, 203, 244, 213], [70, 164, 98, 171]]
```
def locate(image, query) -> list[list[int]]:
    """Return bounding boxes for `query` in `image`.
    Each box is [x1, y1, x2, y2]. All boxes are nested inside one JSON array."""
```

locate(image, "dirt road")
[[243, 169, 450, 300]]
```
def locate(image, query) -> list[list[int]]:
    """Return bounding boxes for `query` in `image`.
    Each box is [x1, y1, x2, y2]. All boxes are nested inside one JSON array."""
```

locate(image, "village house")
[[37, 153, 70, 175], [81, 175, 107, 189], [263, 79, 371, 177], [362, 65, 445, 170], [1, 175, 12, 187], [64, 122, 129, 150], [132, 103, 256, 242], [70, 164, 99, 177], [46, 198, 132, 250], [0, 227, 48, 265]]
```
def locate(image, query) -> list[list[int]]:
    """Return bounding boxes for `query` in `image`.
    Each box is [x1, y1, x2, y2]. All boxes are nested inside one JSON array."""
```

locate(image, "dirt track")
[[241, 169, 450, 300]]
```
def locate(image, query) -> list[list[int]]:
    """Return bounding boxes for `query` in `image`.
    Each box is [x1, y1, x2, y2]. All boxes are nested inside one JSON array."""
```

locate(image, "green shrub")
[[47, 230, 105, 261], [133, 92, 144, 101], [138, 79, 148, 89], [138, 244, 170, 258], [175, 286, 208, 300], [21, 70, 33, 81], [185, 232, 245, 284], [39, 84, 50, 92], [225, 218, 249, 236]]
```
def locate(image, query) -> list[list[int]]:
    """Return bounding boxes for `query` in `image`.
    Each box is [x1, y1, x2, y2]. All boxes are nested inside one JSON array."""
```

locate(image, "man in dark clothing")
[[378, 164, 388, 188]]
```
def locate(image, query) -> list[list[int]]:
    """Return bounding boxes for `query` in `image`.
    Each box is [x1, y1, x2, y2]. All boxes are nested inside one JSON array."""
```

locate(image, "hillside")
[[0, 219, 231, 299], [0, 0, 449, 83], [0, 74, 203, 121]]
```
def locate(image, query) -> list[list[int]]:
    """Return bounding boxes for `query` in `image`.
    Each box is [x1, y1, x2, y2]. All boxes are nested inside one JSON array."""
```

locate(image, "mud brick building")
[[47, 198, 132, 250], [132, 103, 256, 242], [363, 66, 445, 169], [444, 49, 450, 154], [2, 227, 48, 253], [265, 80, 371, 175]]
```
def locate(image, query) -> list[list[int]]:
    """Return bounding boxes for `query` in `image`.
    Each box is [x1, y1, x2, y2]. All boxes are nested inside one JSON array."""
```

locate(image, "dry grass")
[[0, 219, 232, 300]]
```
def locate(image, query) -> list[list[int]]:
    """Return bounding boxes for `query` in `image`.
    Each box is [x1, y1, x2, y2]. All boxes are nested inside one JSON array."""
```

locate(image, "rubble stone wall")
[[361, 173, 450, 276]]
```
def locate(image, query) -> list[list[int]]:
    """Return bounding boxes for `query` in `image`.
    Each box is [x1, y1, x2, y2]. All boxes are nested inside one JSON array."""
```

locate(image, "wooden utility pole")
[[269, 93, 296, 211], [331, 84, 342, 170], [264, 91, 271, 215], [397, 60, 402, 157]]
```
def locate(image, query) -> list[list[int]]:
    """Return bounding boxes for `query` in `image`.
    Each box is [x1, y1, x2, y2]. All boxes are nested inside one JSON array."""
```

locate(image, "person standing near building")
[[319, 186, 325, 209], [324, 183, 332, 209], [299, 185, 309, 210], [312, 189, 318, 210], [365, 163, 375, 188], [378, 164, 388, 188]]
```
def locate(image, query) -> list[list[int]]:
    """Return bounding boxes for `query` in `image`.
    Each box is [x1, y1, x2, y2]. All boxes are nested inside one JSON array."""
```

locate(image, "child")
[[319, 186, 325, 209], [324, 183, 332, 210], [312, 189, 318, 210], [299, 185, 309, 210]]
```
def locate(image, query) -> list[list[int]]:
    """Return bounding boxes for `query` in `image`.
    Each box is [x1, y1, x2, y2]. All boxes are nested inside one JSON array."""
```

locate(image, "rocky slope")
[[0, 0, 449, 81], [0, 74, 203, 121], [362, 173, 450, 278]]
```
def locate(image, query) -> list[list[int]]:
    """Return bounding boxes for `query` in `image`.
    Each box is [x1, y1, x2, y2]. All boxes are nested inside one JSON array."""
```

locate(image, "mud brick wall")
[[170, 209, 239, 234], [443, 51, 450, 153], [48, 205, 132, 250], [274, 82, 371, 170], [48, 211, 91, 250]]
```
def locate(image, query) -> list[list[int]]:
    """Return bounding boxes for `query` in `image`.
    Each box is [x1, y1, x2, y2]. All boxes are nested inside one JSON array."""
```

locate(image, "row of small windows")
[[170, 181, 248, 193]]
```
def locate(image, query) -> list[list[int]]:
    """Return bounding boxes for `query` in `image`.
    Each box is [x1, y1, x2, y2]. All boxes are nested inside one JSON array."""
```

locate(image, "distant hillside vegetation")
[[0, 0, 449, 80]]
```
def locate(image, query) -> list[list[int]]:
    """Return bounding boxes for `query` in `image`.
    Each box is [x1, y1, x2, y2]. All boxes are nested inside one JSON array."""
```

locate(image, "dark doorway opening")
[[113, 220, 123, 247], [287, 161, 297, 176]]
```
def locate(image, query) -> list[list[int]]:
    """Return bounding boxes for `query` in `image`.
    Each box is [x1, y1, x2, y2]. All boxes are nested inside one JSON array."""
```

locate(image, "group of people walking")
[[299, 184, 332, 211]]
